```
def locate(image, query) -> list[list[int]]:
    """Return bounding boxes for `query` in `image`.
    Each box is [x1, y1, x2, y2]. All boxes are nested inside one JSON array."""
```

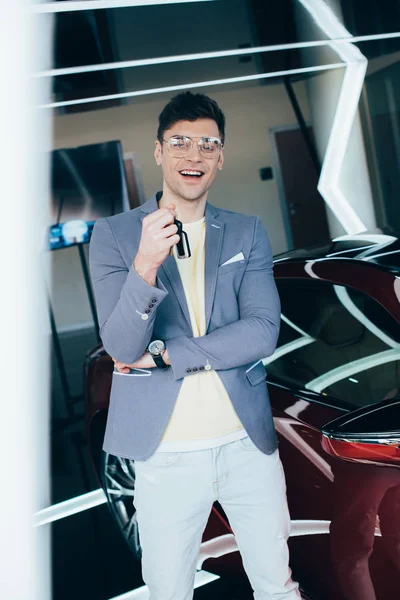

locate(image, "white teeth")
[[180, 170, 202, 176]]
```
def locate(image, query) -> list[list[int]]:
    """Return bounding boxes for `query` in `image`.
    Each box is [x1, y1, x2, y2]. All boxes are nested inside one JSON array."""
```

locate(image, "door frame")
[[269, 123, 313, 252]]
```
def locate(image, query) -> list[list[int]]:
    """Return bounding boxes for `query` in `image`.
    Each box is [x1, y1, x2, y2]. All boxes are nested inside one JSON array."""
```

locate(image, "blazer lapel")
[[205, 203, 224, 332], [159, 253, 191, 325], [139, 196, 224, 331]]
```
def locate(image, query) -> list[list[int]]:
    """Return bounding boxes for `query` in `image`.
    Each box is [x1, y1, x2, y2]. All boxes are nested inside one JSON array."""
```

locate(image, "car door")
[[267, 272, 400, 600]]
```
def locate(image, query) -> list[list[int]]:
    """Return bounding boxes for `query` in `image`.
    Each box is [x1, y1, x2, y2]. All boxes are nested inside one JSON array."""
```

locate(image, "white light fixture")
[[281, 313, 313, 337], [305, 348, 400, 393], [38, 62, 344, 110], [33, 0, 215, 14], [334, 285, 400, 349], [364, 249, 400, 261], [332, 234, 397, 244], [35, 31, 400, 79], [325, 244, 377, 257], [34, 489, 106, 527], [197, 534, 237, 569], [298, 0, 370, 234], [263, 337, 315, 366], [109, 570, 220, 600]]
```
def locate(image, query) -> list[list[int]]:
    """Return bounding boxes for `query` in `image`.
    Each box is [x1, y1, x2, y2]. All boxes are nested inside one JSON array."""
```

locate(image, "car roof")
[[273, 233, 400, 274]]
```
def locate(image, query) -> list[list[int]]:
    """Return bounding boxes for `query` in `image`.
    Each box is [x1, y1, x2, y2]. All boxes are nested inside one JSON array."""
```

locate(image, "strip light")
[[334, 285, 400, 349], [299, 0, 372, 234], [38, 62, 344, 110], [263, 337, 315, 366], [35, 32, 400, 79], [109, 570, 220, 600], [332, 234, 397, 244], [281, 313, 314, 337], [34, 484, 339, 542], [305, 348, 400, 393], [325, 244, 377, 257], [33, 0, 215, 14], [34, 489, 106, 527], [364, 249, 400, 261]]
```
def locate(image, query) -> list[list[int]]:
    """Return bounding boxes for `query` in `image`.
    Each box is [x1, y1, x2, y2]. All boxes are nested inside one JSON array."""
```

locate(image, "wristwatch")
[[148, 340, 169, 369]]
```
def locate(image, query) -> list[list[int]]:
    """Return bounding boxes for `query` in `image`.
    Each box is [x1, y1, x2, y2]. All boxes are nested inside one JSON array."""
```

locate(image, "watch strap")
[[152, 352, 169, 369]]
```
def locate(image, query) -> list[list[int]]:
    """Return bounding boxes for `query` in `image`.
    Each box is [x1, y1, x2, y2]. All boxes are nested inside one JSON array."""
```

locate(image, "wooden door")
[[274, 126, 330, 249]]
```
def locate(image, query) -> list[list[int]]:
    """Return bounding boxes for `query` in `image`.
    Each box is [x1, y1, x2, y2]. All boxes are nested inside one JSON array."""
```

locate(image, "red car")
[[85, 232, 400, 600]]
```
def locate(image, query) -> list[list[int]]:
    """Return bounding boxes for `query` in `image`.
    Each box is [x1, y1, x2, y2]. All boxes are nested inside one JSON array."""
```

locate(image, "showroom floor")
[[50, 326, 255, 599]]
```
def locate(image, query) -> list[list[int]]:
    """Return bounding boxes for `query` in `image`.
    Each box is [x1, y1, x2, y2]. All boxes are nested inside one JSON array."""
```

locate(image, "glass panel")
[[360, 54, 400, 231], [270, 279, 400, 407]]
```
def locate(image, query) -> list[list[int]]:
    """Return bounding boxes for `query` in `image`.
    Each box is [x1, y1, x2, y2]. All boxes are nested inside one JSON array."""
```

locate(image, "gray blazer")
[[89, 194, 281, 460]]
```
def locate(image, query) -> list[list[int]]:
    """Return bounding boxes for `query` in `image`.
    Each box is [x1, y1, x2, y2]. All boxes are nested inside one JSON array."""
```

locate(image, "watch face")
[[149, 340, 165, 356]]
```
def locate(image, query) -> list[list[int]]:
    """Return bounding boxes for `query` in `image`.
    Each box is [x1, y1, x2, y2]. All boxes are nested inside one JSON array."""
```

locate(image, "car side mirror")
[[321, 398, 400, 467]]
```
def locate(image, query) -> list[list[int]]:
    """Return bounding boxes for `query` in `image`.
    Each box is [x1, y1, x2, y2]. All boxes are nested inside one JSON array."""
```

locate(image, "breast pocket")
[[218, 259, 246, 276]]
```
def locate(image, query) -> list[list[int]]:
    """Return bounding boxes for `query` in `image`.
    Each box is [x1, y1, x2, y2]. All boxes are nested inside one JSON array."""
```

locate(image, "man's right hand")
[[133, 203, 180, 285]]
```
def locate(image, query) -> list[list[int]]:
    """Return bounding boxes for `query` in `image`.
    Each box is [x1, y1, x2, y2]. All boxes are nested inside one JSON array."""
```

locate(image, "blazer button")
[[151, 298, 158, 303], [141, 314, 149, 320], [199, 366, 205, 371], [148, 303, 154, 308], [186, 368, 192, 374], [145, 309, 151, 314], [192, 367, 198, 372]]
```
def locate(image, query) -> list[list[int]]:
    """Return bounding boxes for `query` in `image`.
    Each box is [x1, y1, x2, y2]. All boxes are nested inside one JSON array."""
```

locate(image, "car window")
[[265, 279, 400, 408]]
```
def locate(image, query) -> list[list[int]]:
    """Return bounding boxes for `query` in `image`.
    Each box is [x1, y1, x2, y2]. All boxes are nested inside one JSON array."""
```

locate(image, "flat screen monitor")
[[49, 140, 129, 250]]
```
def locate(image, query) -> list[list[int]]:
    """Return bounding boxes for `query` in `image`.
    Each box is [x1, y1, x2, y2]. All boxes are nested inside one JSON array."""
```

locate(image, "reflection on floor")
[[52, 503, 253, 599], [51, 326, 254, 599]]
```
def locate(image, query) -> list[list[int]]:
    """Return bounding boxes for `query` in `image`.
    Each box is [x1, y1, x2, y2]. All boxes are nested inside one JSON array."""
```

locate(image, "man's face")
[[154, 118, 224, 203]]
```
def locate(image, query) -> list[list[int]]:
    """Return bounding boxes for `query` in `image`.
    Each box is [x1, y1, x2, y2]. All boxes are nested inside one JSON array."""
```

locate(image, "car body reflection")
[[85, 232, 400, 600]]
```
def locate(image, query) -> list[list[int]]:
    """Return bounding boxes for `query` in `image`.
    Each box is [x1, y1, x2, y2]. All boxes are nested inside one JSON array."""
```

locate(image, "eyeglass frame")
[[162, 135, 224, 159]]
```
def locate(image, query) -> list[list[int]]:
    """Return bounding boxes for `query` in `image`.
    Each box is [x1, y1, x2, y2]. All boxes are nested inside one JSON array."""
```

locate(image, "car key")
[[174, 218, 191, 259]]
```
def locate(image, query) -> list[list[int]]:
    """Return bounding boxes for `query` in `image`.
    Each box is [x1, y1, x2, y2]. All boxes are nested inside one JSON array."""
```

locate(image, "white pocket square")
[[220, 252, 245, 267]]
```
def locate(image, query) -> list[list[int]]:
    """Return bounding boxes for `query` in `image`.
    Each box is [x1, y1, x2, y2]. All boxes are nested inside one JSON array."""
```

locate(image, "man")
[[89, 92, 300, 600]]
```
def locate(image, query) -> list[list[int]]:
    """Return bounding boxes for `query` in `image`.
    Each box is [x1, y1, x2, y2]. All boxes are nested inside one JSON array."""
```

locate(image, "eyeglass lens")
[[167, 136, 221, 158]]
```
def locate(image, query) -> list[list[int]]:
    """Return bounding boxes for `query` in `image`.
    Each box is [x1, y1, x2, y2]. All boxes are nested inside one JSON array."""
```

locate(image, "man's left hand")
[[112, 349, 170, 373]]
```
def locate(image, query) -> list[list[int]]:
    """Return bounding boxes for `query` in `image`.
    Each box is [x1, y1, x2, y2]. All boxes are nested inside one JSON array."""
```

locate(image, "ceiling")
[[52, 0, 400, 113]]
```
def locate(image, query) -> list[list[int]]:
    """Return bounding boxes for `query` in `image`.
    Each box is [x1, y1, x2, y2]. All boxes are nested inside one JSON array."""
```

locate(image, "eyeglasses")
[[163, 135, 223, 159]]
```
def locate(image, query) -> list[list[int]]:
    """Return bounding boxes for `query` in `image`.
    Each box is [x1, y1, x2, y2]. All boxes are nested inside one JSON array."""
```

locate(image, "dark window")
[[267, 279, 400, 408]]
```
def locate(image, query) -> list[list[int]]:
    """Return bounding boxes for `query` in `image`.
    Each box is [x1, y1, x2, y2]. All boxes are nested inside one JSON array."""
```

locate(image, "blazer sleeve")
[[89, 217, 168, 363], [166, 217, 280, 380]]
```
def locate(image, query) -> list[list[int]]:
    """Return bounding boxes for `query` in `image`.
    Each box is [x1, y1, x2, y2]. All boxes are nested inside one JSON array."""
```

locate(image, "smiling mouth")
[[179, 170, 204, 180]]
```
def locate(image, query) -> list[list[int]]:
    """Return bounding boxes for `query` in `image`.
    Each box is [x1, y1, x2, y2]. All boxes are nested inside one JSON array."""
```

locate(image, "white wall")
[[51, 80, 310, 329]]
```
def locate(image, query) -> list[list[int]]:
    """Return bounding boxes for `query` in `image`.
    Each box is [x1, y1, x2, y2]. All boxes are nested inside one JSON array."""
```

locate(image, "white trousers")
[[134, 437, 301, 600]]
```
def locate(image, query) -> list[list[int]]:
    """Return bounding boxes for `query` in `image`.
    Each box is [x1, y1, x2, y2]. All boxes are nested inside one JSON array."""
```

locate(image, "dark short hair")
[[157, 91, 226, 144]]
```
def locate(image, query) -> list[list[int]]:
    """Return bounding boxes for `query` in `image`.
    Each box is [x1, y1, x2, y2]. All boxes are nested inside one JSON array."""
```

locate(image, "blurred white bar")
[[34, 489, 107, 527], [34, 0, 215, 13], [334, 285, 400, 349], [0, 1, 52, 599], [263, 337, 315, 366], [298, 0, 371, 234], [290, 520, 330, 536], [332, 234, 397, 243], [197, 534, 237, 569], [37, 31, 400, 79], [39, 61, 344, 109], [109, 570, 220, 599], [306, 348, 400, 393]]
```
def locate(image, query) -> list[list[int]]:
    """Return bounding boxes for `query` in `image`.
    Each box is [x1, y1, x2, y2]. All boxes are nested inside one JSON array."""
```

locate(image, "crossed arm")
[[89, 216, 281, 379], [112, 350, 167, 373]]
